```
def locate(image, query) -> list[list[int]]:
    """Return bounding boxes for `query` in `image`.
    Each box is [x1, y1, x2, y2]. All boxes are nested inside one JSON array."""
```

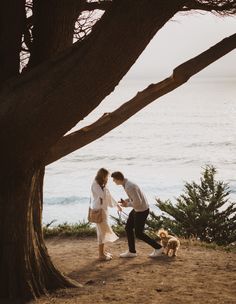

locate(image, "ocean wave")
[[186, 141, 234, 148], [61, 154, 193, 164], [44, 196, 89, 205], [61, 155, 138, 163]]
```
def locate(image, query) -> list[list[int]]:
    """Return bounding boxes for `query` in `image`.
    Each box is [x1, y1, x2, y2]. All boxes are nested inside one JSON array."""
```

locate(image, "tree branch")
[[182, 0, 236, 14], [45, 33, 236, 165], [82, 0, 112, 11]]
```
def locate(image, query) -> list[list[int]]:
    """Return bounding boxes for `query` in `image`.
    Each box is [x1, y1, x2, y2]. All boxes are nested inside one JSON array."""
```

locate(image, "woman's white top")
[[91, 180, 119, 244], [91, 180, 117, 210]]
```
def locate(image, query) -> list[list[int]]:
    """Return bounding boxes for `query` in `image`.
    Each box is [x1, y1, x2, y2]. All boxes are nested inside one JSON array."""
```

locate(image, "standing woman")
[[91, 168, 121, 261]]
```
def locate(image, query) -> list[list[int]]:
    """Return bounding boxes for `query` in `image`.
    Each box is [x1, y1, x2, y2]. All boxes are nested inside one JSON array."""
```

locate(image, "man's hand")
[[119, 199, 128, 207]]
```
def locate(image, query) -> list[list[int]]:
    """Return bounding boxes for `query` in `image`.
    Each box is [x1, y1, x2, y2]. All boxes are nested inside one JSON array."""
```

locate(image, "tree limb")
[[45, 33, 236, 165], [81, 0, 112, 11], [182, 0, 236, 14]]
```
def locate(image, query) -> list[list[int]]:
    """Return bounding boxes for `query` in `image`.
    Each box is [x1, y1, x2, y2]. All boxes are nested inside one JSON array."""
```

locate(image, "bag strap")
[[100, 185, 105, 205]]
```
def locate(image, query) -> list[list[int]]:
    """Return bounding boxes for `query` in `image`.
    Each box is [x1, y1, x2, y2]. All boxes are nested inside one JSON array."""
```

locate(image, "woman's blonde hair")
[[95, 168, 109, 188]]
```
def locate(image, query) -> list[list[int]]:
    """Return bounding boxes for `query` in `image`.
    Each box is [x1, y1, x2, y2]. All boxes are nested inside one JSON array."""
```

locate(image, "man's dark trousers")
[[125, 208, 162, 253]]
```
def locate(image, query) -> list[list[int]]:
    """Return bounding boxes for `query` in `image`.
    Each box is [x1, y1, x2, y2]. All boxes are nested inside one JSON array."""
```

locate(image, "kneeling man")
[[111, 171, 163, 258]]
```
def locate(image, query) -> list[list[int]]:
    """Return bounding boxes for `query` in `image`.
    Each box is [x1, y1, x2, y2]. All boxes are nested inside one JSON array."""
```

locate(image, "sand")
[[36, 237, 236, 304]]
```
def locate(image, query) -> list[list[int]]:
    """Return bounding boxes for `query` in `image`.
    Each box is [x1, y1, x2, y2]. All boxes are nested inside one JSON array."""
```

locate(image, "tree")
[[155, 166, 236, 245], [0, 0, 235, 301]]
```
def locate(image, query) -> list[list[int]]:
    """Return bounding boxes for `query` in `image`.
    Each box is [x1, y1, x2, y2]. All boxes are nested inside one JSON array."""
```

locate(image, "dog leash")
[[117, 210, 128, 223]]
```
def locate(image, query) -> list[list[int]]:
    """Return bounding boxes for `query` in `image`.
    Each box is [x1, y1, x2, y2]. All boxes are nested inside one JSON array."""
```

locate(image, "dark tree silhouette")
[[0, 0, 235, 301]]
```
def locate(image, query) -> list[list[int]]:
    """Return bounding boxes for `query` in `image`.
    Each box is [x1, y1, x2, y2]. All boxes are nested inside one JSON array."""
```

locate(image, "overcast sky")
[[126, 12, 236, 80]]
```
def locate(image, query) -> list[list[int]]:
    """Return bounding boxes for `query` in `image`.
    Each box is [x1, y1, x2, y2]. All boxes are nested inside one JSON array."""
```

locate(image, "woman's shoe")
[[98, 255, 112, 261]]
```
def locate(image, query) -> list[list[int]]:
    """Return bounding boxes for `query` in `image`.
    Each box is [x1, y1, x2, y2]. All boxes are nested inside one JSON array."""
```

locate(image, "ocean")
[[43, 79, 236, 225]]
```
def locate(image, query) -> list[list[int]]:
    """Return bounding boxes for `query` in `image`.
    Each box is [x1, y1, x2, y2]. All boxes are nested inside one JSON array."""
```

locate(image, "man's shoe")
[[149, 248, 163, 258], [120, 251, 137, 258]]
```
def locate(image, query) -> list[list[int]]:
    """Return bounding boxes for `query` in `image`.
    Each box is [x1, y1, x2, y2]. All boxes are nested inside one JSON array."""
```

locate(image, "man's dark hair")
[[111, 171, 125, 181]]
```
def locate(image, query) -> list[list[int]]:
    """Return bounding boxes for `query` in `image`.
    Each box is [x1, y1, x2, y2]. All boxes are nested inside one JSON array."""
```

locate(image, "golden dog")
[[157, 229, 180, 257]]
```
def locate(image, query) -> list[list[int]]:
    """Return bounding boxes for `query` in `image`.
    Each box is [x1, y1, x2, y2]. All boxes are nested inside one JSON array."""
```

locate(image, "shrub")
[[155, 165, 236, 245], [43, 221, 96, 238]]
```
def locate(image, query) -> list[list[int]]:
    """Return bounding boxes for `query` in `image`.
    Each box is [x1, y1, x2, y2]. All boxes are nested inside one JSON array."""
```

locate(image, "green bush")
[[43, 219, 126, 238], [155, 165, 236, 245], [43, 221, 96, 238]]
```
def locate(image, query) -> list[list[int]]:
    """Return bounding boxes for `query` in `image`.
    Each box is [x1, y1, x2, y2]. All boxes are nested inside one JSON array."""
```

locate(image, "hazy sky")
[[126, 12, 236, 80]]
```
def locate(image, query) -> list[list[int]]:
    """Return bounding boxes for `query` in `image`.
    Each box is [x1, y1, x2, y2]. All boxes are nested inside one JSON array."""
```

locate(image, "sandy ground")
[[35, 237, 236, 304]]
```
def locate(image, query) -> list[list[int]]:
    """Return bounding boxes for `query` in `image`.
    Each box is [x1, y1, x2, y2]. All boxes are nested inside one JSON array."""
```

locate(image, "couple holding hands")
[[91, 168, 163, 261]]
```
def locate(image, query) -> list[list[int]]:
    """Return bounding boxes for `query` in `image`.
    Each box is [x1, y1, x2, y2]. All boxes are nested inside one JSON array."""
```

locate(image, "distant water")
[[43, 79, 236, 225]]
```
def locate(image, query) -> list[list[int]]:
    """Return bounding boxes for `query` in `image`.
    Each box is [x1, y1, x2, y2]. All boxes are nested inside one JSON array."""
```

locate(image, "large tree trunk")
[[0, 2, 86, 301], [0, 166, 77, 301]]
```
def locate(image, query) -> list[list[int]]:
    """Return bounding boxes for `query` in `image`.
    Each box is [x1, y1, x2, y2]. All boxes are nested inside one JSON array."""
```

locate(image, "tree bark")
[[0, 166, 78, 301], [0, 0, 25, 84], [28, 0, 81, 67]]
